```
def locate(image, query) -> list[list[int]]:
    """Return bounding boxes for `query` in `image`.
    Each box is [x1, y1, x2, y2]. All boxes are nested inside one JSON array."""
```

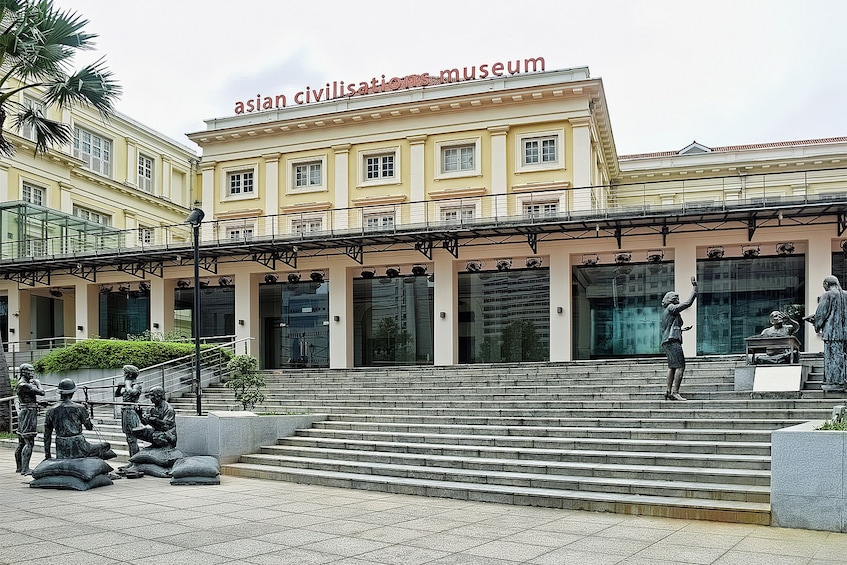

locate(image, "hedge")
[[33, 340, 227, 374]]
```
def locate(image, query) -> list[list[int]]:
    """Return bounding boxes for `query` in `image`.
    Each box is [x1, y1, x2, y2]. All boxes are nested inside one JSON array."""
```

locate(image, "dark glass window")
[[697, 255, 805, 355], [99, 290, 150, 339], [258, 280, 329, 369], [174, 286, 235, 339], [572, 262, 673, 359], [458, 268, 549, 364], [353, 275, 434, 366]]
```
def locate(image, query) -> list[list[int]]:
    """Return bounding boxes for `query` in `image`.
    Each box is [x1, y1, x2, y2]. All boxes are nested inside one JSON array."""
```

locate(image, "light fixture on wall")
[[287, 272, 301, 283], [776, 242, 795, 256], [614, 252, 632, 264], [581, 254, 600, 266], [218, 275, 233, 287], [117, 283, 131, 294], [646, 250, 664, 263], [841, 240, 847, 254], [176, 279, 191, 289], [310, 270, 325, 283], [264, 273, 279, 284], [138, 280, 151, 292], [496, 258, 512, 271], [360, 267, 376, 279], [742, 245, 760, 258], [465, 260, 483, 272], [411, 264, 428, 276], [49, 288, 63, 297], [385, 266, 400, 278], [525, 257, 543, 269], [706, 246, 725, 260], [198, 277, 210, 288], [99, 284, 113, 294]]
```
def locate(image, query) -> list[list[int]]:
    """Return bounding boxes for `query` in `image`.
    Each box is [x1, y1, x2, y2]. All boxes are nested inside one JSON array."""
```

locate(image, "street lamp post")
[[186, 207, 205, 416]]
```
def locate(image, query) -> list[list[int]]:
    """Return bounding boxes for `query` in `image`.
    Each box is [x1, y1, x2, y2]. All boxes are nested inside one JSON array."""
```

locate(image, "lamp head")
[[186, 208, 205, 226]]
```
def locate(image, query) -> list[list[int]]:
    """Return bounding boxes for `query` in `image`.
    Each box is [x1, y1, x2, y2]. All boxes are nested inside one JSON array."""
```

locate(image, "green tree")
[[0, 0, 120, 430], [224, 355, 265, 411]]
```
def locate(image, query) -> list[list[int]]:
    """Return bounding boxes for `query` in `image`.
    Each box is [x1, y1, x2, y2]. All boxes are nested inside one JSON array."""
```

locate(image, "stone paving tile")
[[500, 529, 583, 547], [463, 539, 554, 562], [300, 535, 390, 557], [253, 527, 336, 547], [712, 551, 812, 565], [243, 547, 341, 565], [407, 532, 491, 552], [535, 517, 620, 535], [0, 540, 76, 563], [357, 544, 451, 564], [136, 548, 231, 565], [355, 524, 428, 544], [153, 528, 239, 549], [14, 553, 121, 565], [563, 535, 652, 557], [198, 538, 287, 560], [429, 555, 524, 565], [731, 536, 826, 556], [87, 539, 186, 562], [594, 524, 677, 543], [630, 542, 729, 564]]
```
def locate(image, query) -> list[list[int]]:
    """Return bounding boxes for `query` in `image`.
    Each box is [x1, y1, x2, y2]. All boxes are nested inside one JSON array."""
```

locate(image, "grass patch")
[[817, 419, 847, 431]]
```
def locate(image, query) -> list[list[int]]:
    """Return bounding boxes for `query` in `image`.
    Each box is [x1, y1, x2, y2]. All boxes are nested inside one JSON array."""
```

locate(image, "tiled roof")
[[619, 137, 847, 160]]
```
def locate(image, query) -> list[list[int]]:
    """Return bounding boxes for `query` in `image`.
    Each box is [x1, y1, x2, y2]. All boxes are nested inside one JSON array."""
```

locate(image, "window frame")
[[225, 224, 255, 242], [358, 146, 401, 188], [517, 192, 565, 220], [287, 155, 327, 195], [434, 138, 481, 180], [137, 225, 154, 245], [21, 180, 45, 206], [72, 205, 112, 226], [290, 214, 326, 235], [437, 202, 480, 225], [137, 153, 154, 193], [20, 95, 44, 143], [362, 209, 397, 231], [220, 164, 259, 202], [73, 125, 113, 177], [515, 129, 566, 173]]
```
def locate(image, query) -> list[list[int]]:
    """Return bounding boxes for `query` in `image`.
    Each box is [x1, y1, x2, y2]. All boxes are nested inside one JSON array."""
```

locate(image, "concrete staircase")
[[166, 356, 840, 525]]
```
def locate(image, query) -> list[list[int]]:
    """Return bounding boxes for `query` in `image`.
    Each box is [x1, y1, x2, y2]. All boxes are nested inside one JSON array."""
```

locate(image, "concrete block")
[[752, 365, 806, 391], [734, 366, 755, 391]]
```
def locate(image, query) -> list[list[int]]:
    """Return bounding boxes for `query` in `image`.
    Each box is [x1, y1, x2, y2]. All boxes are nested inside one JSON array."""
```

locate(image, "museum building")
[[1, 62, 846, 370]]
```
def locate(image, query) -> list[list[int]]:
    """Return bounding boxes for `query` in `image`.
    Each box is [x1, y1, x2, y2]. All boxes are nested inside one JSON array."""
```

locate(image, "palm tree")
[[0, 0, 120, 430]]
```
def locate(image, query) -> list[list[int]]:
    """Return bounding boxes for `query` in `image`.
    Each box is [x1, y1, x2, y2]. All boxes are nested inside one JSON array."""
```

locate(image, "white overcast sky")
[[53, 0, 847, 156]]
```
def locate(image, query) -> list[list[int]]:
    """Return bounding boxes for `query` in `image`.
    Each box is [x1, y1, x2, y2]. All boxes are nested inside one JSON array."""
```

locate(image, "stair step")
[[222, 462, 771, 525]]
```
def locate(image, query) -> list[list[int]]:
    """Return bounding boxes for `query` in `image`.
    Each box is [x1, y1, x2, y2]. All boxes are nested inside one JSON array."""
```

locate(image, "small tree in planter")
[[224, 355, 265, 410]]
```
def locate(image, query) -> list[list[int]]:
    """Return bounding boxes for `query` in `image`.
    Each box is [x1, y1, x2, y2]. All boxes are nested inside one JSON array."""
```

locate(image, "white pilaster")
[[488, 126, 508, 219], [199, 163, 216, 241], [0, 163, 9, 202], [263, 153, 280, 236], [234, 271, 257, 357], [126, 139, 137, 186], [333, 145, 350, 231], [161, 157, 172, 200], [549, 251, 571, 361], [433, 252, 457, 366], [569, 117, 592, 211], [73, 281, 97, 339], [408, 135, 427, 224], [673, 239, 699, 358], [806, 230, 833, 353], [149, 277, 174, 335], [328, 263, 351, 369]]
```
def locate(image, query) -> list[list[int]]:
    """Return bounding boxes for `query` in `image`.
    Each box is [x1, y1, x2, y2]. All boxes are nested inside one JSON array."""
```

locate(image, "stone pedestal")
[[752, 365, 807, 392]]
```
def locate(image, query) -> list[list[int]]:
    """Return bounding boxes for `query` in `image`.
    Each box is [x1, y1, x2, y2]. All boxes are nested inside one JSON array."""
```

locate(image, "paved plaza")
[[0, 448, 844, 565]]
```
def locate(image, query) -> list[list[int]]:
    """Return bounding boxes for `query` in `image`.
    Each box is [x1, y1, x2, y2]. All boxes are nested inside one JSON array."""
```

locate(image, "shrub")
[[224, 355, 265, 410], [33, 340, 227, 374]]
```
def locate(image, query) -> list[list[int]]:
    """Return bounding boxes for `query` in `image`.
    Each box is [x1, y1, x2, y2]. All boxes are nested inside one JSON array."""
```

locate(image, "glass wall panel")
[[572, 262, 673, 359], [98, 290, 150, 339], [259, 279, 329, 369], [697, 255, 805, 355], [353, 275, 434, 366], [458, 268, 549, 364], [174, 286, 235, 339]]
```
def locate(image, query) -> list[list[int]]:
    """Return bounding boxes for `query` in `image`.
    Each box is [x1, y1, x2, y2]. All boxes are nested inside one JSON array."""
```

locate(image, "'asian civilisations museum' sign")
[[233, 56, 546, 115]]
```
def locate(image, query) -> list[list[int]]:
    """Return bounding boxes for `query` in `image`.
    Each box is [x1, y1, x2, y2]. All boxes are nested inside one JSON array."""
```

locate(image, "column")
[[328, 264, 351, 368], [488, 126, 508, 219], [263, 153, 280, 236], [149, 277, 174, 335], [673, 239, 699, 358], [161, 157, 172, 200], [7, 286, 22, 351], [0, 163, 8, 202], [73, 281, 97, 339], [125, 212, 138, 248], [806, 230, 832, 353], [199, 163, 216, 241], [234, 271, 257, 357], [569, 117, 592, 211], [549, 251, 571, 361], [332, 145, 350, 231], [433, 252, 457, 366], [59, 182, 73, 214], [408, 135, 427, 224]]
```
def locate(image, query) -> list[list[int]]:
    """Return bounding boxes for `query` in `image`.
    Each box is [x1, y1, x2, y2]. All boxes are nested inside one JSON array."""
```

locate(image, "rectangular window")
[[441, 206, 475, 224], [73, 127, 112, 176], [292, 218, 323, 234], [442, 145, 475, 173], [228, 171, 254, 196], [138, 154, 154, 193], [523, 202, 558, 218], [295, 162, 322, 188], [523, 136, 558, 165], [226, 227, 254, 241], [21, 96, 43, 142], [21, 182, 44, 206], [364, 212, 395, 231], [137, 226, 153, 245], [365, 154, 395, 180], [73, 205, 111, 226]]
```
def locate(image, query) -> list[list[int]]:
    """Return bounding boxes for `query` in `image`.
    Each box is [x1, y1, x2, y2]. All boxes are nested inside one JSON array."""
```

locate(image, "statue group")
[[806, 275, 847, 392]]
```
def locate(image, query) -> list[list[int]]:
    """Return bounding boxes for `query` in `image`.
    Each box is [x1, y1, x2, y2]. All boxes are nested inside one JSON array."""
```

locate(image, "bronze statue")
[[131, 386, 177, 449], [43, 378, 113, 459], [755, 311, 800, 364], [661, 277, 697, 401], [115, 364, 142, 456], [807, 276, 847, 392], [15, 363, 45, 475]]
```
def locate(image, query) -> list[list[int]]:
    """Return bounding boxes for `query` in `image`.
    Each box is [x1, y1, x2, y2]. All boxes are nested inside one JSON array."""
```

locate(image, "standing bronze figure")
[[808, 275, 847, 392], [115, 364, 142, 456], [661, 277, 698, 401], [15, 363, 44, 475]]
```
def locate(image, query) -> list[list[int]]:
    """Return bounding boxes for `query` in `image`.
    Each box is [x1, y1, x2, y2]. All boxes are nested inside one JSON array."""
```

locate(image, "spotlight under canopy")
[[465, 260, 483, 272], [581, 254, 600, 266], [287, 272, 301, 284], [706, 246, 725, 260], [264, 273, 279, 284]]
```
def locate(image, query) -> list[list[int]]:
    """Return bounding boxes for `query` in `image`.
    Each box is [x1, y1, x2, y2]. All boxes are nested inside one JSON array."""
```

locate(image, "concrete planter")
[[176, 412, 326, 464], [771, 420, 847, 531]]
